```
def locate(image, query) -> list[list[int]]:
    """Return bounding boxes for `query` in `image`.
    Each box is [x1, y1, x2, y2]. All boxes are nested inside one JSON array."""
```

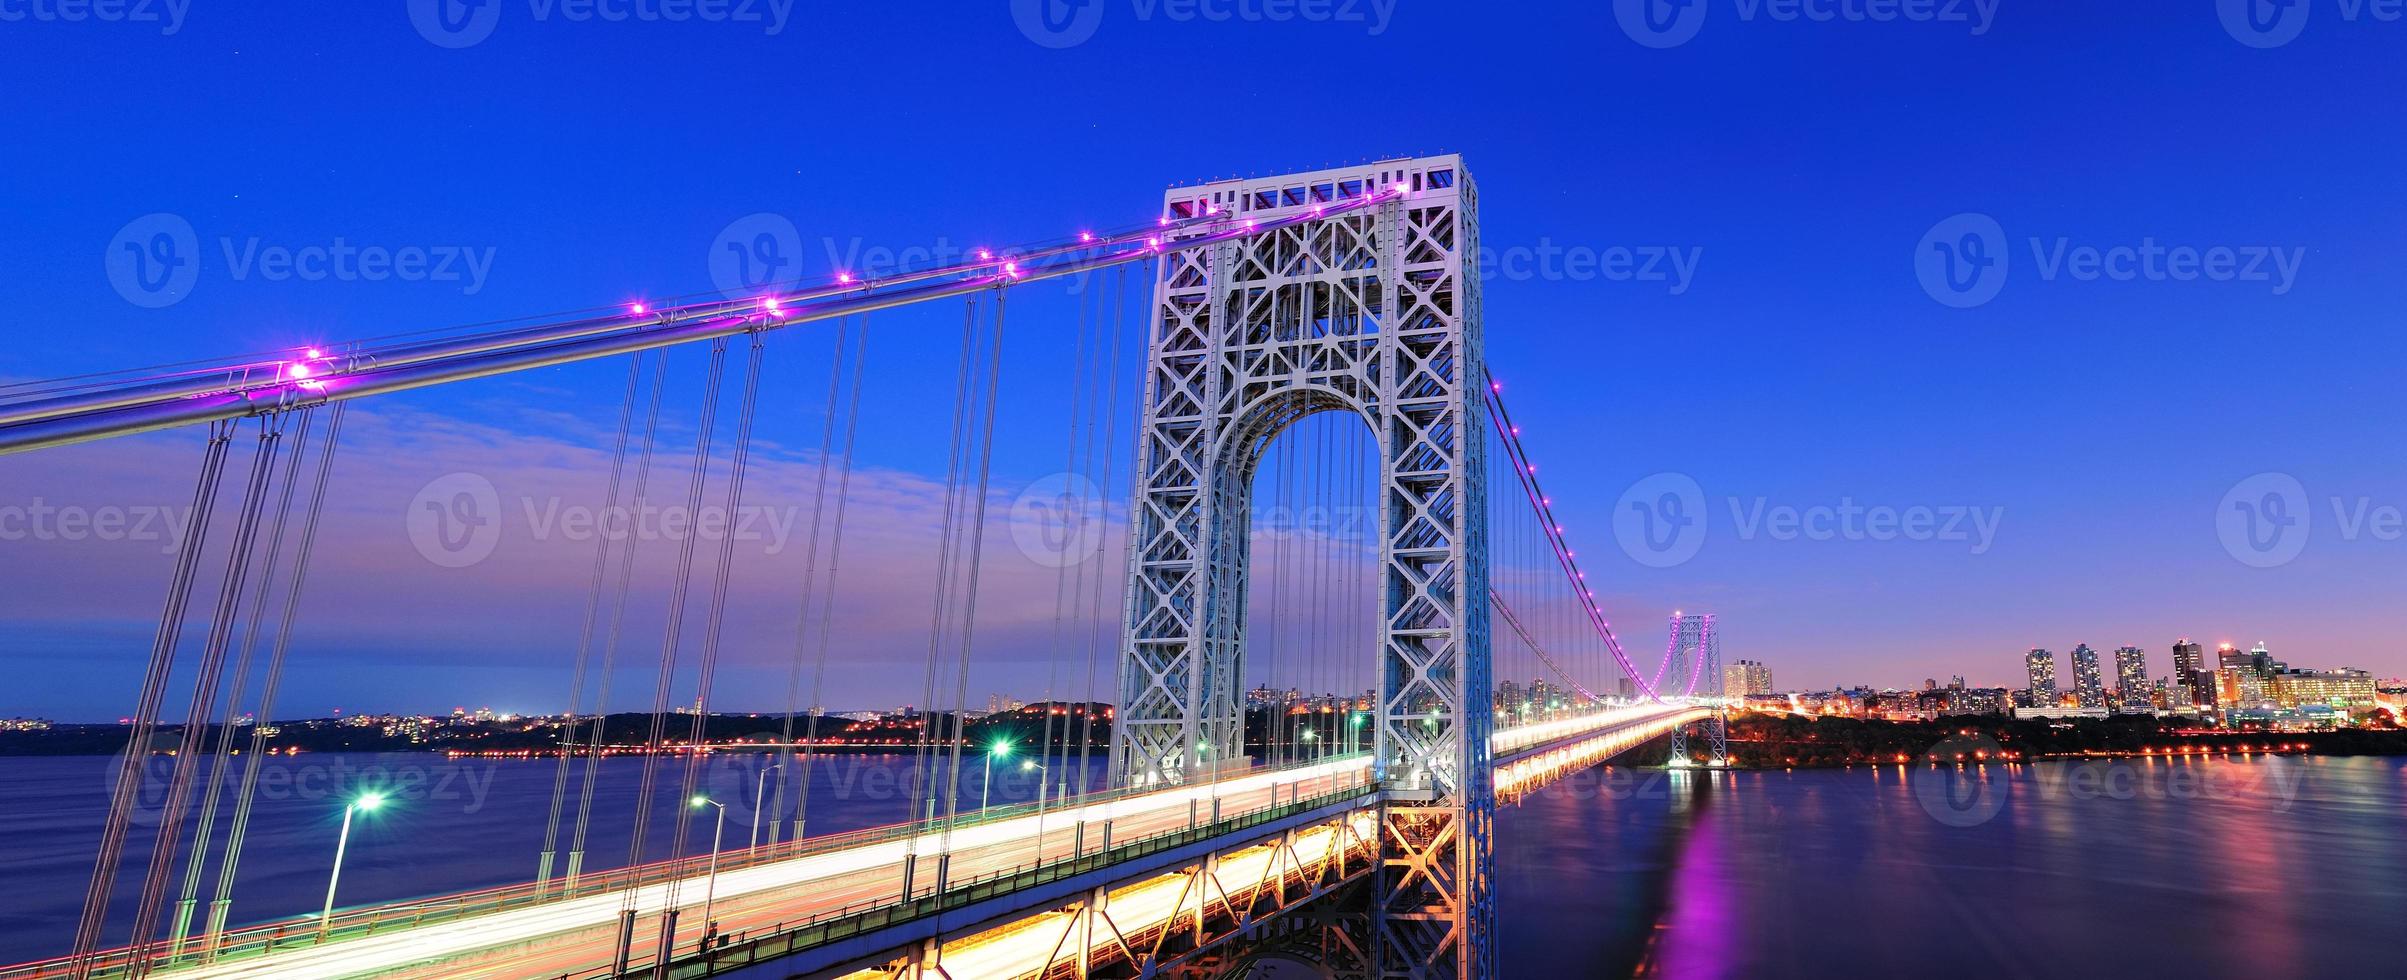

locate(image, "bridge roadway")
[[19, 704, 1701, 980]]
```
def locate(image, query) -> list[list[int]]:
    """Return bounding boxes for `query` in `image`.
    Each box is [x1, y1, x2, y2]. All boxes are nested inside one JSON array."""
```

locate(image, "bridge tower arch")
[[1113, 155, 1493, 978]]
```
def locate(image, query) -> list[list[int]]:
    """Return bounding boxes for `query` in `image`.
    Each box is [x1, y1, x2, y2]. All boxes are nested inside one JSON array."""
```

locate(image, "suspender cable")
[[790, 314, 870, 845], [627, 339, 729, 875], [568, 350, 670, 890], [125, 414, 288, 971], [772, 314, 856, 847], [1074, 260, 1134, 806], [667, 332, 765, 877], [72, 420, 235, 974], [202, 402, 345, 959], [167, 407, 314, 958], [907, 296, 983, 861], [538, 356, 644, 897], [936, 287, 1008, 862], [1035, 275, 1098, 839]]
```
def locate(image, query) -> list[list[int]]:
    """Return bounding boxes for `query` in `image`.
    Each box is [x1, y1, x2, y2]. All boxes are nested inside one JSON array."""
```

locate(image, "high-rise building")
[[2025, 648, 2057, 703], [2113, 645, 2148, 708], [1724, 660, 1773, 696], [2269, 668, 2377, 710], [2172, 638, 2209, 707], [2070, 644, 2106, 708]]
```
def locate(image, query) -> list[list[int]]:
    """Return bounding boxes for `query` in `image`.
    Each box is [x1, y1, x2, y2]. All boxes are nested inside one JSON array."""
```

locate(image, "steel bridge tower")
[[1665, 612, 1728, 767], [1112, 155, 1493, 978]]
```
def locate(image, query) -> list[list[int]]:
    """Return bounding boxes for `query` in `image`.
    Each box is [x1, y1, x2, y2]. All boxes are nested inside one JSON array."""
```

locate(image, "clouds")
[[0, 394, 1147, 717]]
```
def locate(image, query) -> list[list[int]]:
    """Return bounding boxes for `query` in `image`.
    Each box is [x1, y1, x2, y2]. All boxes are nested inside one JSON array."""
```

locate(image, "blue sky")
[[2, 2, 2403, 718]]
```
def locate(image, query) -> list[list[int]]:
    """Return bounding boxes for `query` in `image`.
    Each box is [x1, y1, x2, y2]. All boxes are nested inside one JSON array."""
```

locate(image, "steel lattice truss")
[[1112, 156, 1494, 979], [1666, 613, 1729, 767]]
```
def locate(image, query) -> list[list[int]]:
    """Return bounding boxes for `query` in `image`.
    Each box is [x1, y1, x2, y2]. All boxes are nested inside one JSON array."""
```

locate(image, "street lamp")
[[749, 762, 782, 853], [318, 792, 386, 938], [690, 795, 727, 951], [1303, 729, 1320, 762], [981, 739, 1013, 811]]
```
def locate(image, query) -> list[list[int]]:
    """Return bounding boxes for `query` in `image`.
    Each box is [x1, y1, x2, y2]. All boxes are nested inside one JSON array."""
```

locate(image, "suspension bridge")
[[0, 156, 1733, 979]]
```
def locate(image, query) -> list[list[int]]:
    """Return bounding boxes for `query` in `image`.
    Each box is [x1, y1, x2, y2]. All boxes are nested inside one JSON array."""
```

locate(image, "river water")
[[3, 753, 2400, 976]]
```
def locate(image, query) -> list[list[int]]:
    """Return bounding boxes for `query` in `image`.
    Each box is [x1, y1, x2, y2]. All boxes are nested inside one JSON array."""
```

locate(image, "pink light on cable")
[[1079, 231, 1094, 243], [628, 303, 646, 315], [763, 296, 783, 312], [285, 363, 313, 380], [837, 273, 853, 284], [978, 248, 993, 261], [304, 347, 325, 360]]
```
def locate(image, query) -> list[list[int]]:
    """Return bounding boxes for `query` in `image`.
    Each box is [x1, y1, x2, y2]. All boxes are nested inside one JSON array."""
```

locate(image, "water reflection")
[[1500, 756, 2407, 979]]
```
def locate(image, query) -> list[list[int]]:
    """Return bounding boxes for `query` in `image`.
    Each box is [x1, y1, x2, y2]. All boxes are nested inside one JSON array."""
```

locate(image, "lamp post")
[[1303, 728, 1319, 763], [749, 762, 781, 853], [981, 740, 1013, 811], [690, 795, 727, 951], [318, 792, 386, 938]]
